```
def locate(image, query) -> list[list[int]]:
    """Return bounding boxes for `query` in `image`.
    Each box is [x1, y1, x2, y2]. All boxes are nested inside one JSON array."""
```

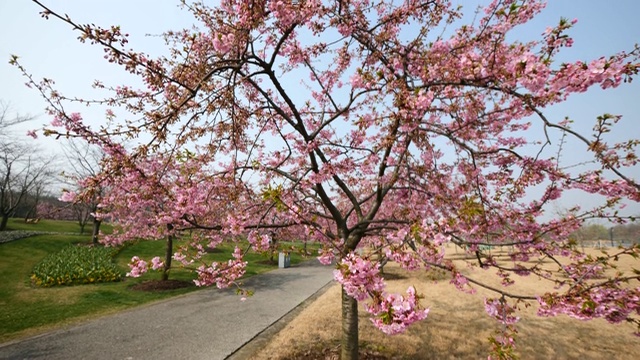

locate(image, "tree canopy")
[[13, 1, 640, 358]]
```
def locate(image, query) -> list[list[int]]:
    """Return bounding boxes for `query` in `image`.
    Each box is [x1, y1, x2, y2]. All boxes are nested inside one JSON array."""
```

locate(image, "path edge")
[[225, 280, 336, 359]]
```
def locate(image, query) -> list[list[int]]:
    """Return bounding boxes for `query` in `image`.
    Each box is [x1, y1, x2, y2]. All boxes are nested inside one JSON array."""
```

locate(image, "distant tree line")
[[572, 222, 640, 246], [0, 100, 100, 235]]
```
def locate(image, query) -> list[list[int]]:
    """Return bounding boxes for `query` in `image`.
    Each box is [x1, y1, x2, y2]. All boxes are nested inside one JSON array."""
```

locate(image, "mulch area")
[[130, 279, 193, 291]]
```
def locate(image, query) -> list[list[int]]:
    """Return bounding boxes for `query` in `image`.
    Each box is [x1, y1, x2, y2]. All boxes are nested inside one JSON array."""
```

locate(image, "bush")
[[31, 245, 122, 287]]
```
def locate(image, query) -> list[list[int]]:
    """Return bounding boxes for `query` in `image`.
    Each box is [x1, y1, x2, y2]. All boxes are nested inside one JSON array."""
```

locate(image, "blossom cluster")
[[537, 287, 640, 326], [172, 251, 193, 266], [333, 253, 385, 301], [150, 256, 164, 271], [450, 272, 476, 294], [59, 190, 77, 203], [247, 231, 271, 252], [194, 247, 247, 288], [484, 298, 520, 325], [317, 247, 335, 265], [126, 256, 164, 277], [366, 286, 430, 335], [333, 253, 430, 334], [126, 256, 148, 277]]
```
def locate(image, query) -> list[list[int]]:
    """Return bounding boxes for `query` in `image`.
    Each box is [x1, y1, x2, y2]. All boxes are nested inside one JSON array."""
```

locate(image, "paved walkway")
[[0, 260, 334, 360]]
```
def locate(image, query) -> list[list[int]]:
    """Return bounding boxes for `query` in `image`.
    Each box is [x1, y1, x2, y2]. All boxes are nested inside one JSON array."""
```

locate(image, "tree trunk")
[[341, 286, 359, 360], [162, 225, 174, 281], [0, 214, 8, 231], [268, 235, 278, 264], [91, 219, 101, 245], [79, 222, 86, 235]]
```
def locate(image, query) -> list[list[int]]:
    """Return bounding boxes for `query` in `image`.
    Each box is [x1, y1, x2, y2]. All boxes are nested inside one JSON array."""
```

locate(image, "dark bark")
[[0, 214, 8, 231], [269, 236, 278, 263], [341, 286, 359, 360], [91, 218, 101, 245], [162, 224, 174, 281]]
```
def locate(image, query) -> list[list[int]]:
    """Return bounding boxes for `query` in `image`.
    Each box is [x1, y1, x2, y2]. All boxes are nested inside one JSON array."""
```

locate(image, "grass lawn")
[[0, 223, 318, 343], [5, 217, 113, 234]]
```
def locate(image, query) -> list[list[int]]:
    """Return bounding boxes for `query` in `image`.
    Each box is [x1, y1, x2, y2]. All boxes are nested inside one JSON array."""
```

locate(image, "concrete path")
[[0, 260, 334, 360]]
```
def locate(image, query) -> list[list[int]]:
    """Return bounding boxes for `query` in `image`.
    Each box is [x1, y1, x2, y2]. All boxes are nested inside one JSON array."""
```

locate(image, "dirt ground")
[[250, 246, 640, 359]]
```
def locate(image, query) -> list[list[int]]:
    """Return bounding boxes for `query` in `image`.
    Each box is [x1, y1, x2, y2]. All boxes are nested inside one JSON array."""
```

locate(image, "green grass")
[[5, 217, 113, 234], [0, 227, 319, 342]]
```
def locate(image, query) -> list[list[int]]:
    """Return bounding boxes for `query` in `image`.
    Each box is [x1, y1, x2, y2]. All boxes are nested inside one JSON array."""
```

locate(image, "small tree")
[[64, 151, 246, 282], [36, 196, 76, 221], [20, 179, 51, 220], [60, 139, 107, 242]]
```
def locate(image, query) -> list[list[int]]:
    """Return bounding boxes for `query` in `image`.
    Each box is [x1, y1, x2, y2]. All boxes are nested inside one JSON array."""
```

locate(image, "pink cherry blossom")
[[126, 256, 148, 277], [484, 298, 520, 325], [367, 286, 430, 335], [150, 256, 164, 270], [59, 190, 77, 203], [333, 253, 385, 301]]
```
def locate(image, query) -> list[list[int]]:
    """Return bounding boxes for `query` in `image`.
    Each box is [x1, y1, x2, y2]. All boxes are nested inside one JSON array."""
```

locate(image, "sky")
[[0, 0, 639, 219]]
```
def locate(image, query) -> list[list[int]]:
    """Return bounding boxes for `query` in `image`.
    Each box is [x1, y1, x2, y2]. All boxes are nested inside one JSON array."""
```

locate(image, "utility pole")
[[609, 227, 614, 247]]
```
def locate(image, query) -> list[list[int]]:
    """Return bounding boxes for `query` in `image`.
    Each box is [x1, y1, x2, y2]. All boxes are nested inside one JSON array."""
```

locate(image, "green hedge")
[[31, 245, 122, 287]]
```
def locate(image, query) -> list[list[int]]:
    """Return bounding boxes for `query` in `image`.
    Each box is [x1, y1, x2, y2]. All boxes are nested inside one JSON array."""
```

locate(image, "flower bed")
[[31, 245, 122, 287]]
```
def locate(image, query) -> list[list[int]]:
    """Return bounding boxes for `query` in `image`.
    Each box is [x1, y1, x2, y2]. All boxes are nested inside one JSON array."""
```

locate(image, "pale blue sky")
[[0, 0, 638, 218]]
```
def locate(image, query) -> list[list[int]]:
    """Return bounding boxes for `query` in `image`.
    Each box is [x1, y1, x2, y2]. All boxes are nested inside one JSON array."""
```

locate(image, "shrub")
[[31, 245, 122, 287]]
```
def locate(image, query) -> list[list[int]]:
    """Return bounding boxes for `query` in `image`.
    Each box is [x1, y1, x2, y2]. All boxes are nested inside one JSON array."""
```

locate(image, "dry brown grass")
[[252, 247, 640, 359]]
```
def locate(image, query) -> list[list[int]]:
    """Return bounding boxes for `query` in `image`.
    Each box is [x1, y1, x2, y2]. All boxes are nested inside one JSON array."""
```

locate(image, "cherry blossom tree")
[[98, 152, 251, 282], [14, 0, 640, 358], [59, 140, 107, 242], [61, 147, 251, 281], [36, 198, 76, 221]]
